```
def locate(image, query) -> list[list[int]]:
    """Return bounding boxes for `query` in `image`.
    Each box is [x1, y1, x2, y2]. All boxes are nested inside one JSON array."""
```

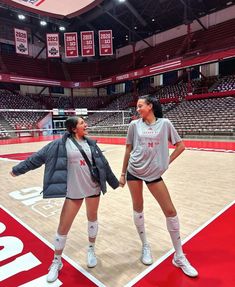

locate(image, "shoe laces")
[[49, 259, 61, 271], [88, 246, 96, 257], [142, 244, 151, 256], [175, 254, 191, 268]]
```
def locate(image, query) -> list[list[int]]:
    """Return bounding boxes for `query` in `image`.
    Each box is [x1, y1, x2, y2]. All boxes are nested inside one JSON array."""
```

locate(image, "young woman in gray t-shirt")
[[11, 116, 119, 283], [119, 95, 198, 278]]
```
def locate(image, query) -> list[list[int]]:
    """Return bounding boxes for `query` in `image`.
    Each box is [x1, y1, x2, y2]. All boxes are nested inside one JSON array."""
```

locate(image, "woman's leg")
[[56, 198, 84, 255], [47, 198, 83, 282], [147, 180, 183, 255], [128, 180, 146, 243], [85, 196, 100, 267], [147, 180, 198, 277], [128, 180, 153, 265]]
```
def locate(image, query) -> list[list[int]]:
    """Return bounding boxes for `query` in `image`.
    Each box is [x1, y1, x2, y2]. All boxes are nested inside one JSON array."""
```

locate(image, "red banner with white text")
[[46, 33, 60, 58], [81, 31, 95, 57], [14, 28, 29, 55], [99, 30, 113, 56], [64, 32, 79, 58]]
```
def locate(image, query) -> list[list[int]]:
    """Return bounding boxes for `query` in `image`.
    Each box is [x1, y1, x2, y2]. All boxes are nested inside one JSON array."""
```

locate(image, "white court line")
[[124, 199, 235, 287], [0, 157, 21, 162], [186, 147, 235, 153], [0, 204, 106, 287]]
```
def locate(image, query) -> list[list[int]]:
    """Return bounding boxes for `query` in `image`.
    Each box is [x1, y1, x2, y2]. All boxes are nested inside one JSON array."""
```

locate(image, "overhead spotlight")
[[119, 0, 126, 2], [18, 14, 25, 20], [152, 18, 155, 22], [134, 26, 137, 30], [59, 26, 66, 31], [40, 20, 47, 26]]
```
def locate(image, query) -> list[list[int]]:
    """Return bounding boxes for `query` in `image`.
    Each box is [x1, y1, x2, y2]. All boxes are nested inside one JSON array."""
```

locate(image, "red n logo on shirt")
[[148, 142, 154, 148], [80, 159, 86, 166]]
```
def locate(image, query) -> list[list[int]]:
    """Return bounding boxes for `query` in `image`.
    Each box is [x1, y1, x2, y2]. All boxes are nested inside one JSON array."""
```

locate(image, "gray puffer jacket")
[[12, 132, 119, 198]]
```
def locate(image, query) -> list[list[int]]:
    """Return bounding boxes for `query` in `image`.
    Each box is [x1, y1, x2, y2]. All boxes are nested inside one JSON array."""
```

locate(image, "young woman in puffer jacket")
[[11, 116, 119, 283]]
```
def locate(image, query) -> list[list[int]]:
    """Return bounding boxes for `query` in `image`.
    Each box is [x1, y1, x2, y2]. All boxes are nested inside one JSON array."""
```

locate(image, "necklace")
[[144, 118, 157, 125]]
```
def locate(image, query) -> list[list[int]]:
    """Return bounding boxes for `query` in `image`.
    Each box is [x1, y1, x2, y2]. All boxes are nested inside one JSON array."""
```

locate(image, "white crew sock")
[[88, 242, 95, 248], [54, 254, 62, 262]]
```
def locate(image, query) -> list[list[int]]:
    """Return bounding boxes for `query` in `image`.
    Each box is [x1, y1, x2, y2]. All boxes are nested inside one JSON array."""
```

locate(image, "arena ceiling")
[[1, 0, 103, 18], [0, 0, 234, 52]]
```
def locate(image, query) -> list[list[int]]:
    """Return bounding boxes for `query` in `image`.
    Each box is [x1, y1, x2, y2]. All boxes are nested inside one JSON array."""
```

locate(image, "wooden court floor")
[[0, 140, 235, 287]]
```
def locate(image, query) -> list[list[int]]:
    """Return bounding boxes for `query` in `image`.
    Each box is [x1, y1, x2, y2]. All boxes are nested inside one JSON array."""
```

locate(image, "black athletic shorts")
[[126, 171, 163, 184], [66, 193, 101, 200]]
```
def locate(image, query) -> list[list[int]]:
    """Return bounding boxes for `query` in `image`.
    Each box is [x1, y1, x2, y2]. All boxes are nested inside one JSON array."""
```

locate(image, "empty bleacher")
[[165, 97, 235, 137]]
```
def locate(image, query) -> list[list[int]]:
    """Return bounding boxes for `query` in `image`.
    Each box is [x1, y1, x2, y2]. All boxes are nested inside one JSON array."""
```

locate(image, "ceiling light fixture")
[[18, 14, 25, 20], [40, 20, 47, 26]]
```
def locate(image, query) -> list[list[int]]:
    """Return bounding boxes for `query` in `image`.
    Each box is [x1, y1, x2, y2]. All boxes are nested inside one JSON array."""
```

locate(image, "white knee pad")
[[54, 232, 67, 250], [133, 211, 144, 226], [88, 221, 98, 239], [166, 215, 180, 232]]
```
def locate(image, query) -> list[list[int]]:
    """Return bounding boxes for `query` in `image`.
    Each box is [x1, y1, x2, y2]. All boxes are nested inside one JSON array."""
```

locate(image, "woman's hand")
[[119, 174, 126, 188]]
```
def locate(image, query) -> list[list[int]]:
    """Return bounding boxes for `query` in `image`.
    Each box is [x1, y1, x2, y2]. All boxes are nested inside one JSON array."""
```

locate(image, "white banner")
[[14, 28, 29, 55], [46, 33, 60, 58]]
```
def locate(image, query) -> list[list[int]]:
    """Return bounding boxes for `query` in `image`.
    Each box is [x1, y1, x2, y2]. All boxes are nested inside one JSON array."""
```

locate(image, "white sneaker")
[[172, 253, 198, 277], [141, 243, 153, 265], [47, 259, 63, 283], [87, 246, 97, 268]]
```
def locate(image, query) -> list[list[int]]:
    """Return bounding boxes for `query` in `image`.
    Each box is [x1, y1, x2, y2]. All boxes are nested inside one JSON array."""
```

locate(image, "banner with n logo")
[[81, 31, 95, 57], [64, 32, 79, 58], [99, 30, 113, 56]]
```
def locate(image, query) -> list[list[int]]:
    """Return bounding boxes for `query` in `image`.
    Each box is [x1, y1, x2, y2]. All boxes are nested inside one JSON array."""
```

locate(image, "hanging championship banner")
[[46, 33, 60, 58], [64, 32, 79, 58], [99, 30, 113, 56], [80, 31, 95, 57], [14, 28, 29, 55]]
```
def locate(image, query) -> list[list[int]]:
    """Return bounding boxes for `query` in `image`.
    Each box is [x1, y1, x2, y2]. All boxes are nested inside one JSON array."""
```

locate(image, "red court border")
[[124, 200, 235, 287], [0, 205, 105, 287]]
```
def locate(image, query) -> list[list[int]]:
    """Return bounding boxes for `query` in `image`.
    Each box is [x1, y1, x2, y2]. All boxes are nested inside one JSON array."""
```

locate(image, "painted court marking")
[[125, 200, 235, 287], [1, 201, 234, 286], [0, 205, 105, 287], [1, 137, 234, 286]]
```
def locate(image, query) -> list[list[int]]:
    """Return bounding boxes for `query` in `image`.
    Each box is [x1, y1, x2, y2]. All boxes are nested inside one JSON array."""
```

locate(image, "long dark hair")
[[139, 94, 163, 118], [65, 116, 79, 135]]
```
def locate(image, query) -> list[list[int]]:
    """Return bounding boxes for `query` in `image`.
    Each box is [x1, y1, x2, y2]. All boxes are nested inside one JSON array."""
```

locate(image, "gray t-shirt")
[[126, 118, 182, 181], [66, 138, 101, 199]]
